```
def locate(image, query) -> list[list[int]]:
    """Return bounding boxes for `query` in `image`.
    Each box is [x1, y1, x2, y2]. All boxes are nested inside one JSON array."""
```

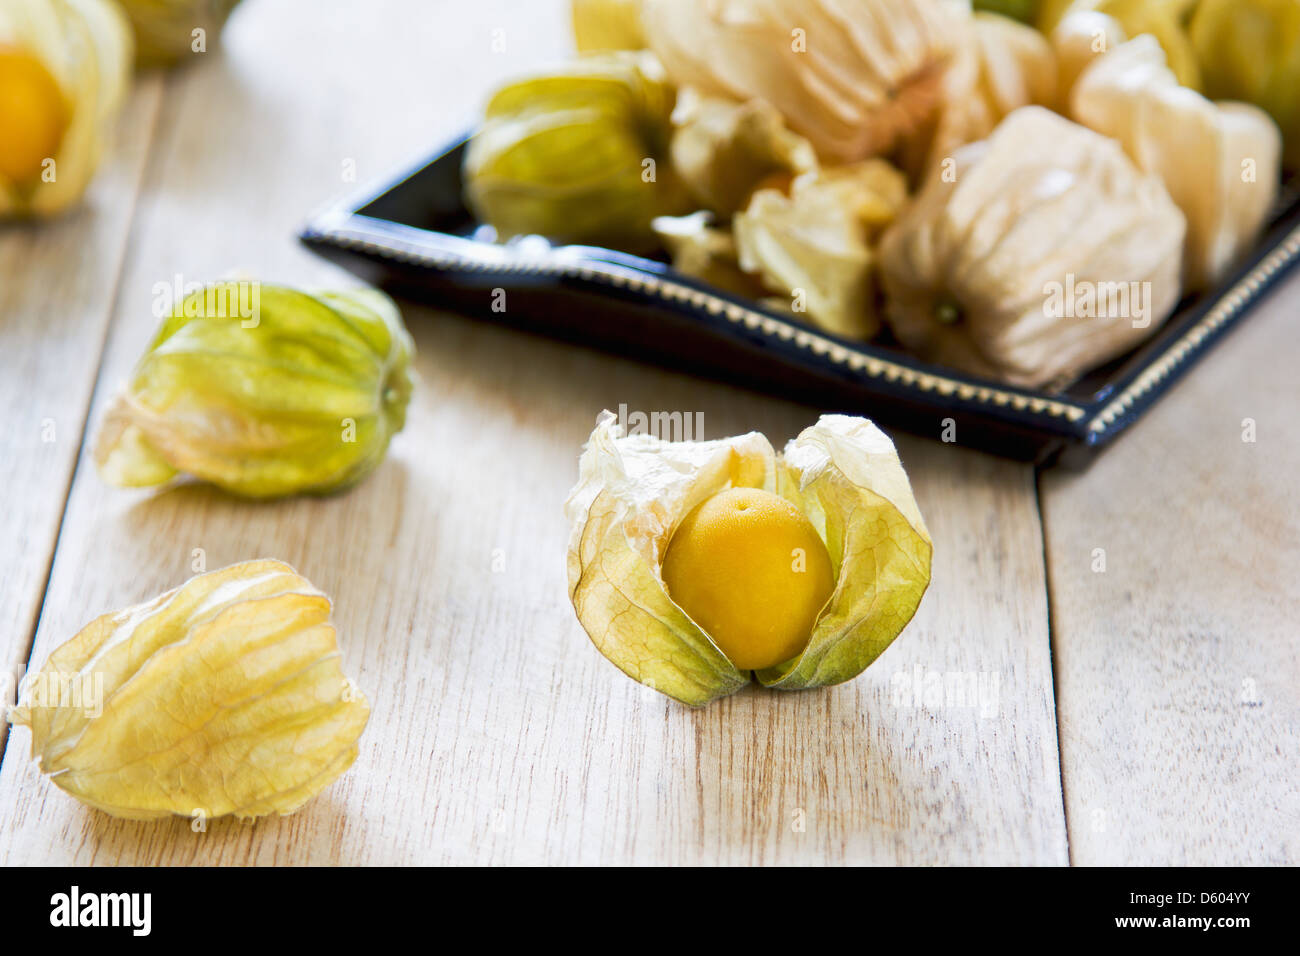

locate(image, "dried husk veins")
[[879, 106, 1186, 387], [1069, 35, 1281, 291], [565, 412, 931, 705], [463, 51, 688, 250], [668, 93, 817, 217], [9, 560, 369, 820], [567, 419, 766, 705], [643, 0, 960, 164], [898, 10, 1058, 183], [94, 283, 413, 498], [760, 416, 931, 689], [733, 159, 908, 339]]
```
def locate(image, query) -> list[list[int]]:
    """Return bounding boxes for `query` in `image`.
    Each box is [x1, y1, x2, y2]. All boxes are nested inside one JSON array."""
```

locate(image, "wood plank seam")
[[0, 77, 166, 770], [1036, 466, 1076, 866]]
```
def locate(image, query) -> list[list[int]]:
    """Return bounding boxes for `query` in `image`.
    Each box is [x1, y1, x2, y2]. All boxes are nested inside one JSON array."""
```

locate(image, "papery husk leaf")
[[879, 106, 1186, 388], [0, 0, 132, 218], [1094, 0, 1200, 90], [93, 282, 414, 499], [117, 0, 242, 67], [757, 415, 931, 689], [643, 0, 961, 164], [464, 51, 688, 250], [971, 12, 1058, 116], [897, 10, 1057, 183], [669, 92, 817, 217], [1191, 0, 1300, 168], [1070, 35, 1281, 290], [572, 0, 645, 52], [566, 411, 932, 703], [652, 211, 767, 298], [9, 560, 369, 820], [566, 411, 771, 705], [733, 160, 907, 339], [1039, 0, 1201, 90], [1050, 10, 1126, 101]]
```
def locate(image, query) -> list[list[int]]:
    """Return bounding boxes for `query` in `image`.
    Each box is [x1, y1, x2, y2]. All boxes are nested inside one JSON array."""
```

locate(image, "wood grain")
[[0, 307, 1068, 865], [0, 77, 163, 747], [0, 0, 1067, 864], [1042, 271, 1300, 865]]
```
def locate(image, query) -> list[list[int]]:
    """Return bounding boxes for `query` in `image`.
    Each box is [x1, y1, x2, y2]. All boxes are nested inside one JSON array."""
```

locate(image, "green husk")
[[94, 282, 413, 499], [463, 52, 688, 250]]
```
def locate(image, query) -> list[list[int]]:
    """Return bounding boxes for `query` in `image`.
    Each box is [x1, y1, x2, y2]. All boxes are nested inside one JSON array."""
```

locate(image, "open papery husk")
[[733, 159, 908, 339], [668, 92, 817, 217], [0, 0, 133, 218], [565, 411, 932, 705]]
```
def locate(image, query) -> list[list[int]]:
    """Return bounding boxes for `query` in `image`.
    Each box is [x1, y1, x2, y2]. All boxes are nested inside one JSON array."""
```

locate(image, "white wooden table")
[[0, 0, 1295, 866]]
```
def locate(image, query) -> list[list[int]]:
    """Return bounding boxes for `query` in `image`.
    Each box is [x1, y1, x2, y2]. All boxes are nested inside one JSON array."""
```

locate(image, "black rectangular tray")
[[300, 138, 1300, 466]]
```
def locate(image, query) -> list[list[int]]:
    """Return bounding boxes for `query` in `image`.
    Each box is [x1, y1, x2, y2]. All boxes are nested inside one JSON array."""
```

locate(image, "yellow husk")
[[0, 0, 132, 218], [9, 560, 369, 820]]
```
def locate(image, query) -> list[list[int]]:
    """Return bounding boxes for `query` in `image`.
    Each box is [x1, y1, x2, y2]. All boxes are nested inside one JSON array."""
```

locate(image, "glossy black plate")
[[300, 138, 1300, 466]]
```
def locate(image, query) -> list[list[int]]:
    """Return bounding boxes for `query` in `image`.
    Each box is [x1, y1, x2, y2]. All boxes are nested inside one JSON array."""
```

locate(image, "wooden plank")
[[0, 316, 1068, 864], [1042, 270, 1300, 865], [0, 0, 1066, 864], [0, 77, 163, 749]]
